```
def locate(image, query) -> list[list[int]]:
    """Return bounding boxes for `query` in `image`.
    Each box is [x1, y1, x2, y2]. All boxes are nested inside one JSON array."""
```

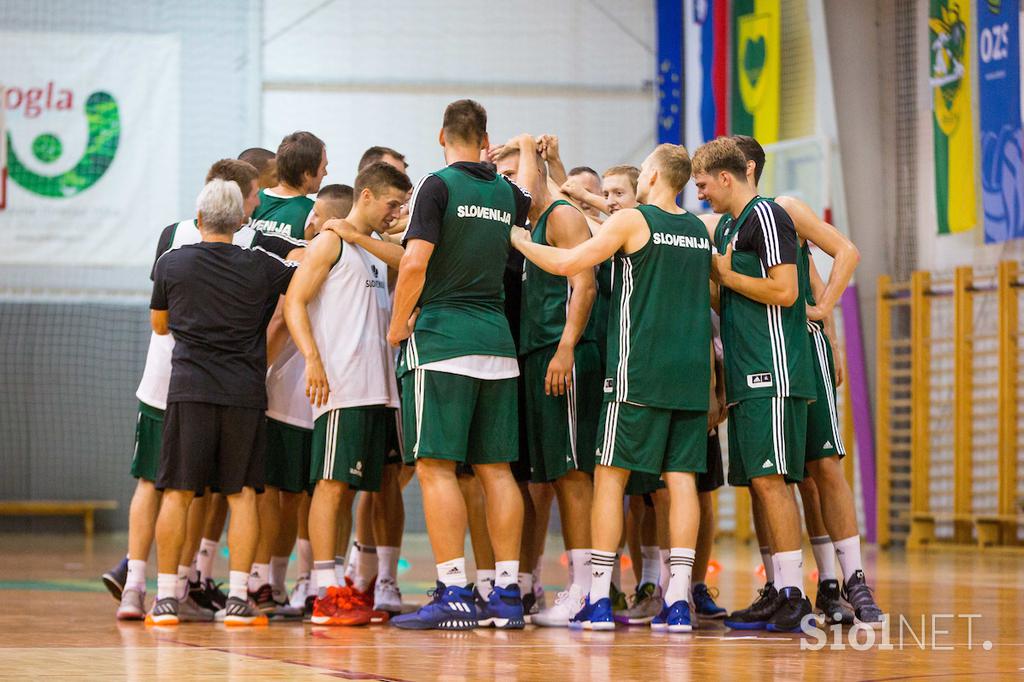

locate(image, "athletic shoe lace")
[[845, 581, 876, 609]]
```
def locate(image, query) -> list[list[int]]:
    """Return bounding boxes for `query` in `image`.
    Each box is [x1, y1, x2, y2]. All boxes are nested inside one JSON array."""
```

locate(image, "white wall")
[[261, 0, 656, 186]]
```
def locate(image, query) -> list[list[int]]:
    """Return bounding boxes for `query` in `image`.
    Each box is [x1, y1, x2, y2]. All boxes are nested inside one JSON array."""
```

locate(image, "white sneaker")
[[116, 588, 146, 620], [532, 584, 585, 627], [374, 577, 403, 615], [288, 575, 310, 609]]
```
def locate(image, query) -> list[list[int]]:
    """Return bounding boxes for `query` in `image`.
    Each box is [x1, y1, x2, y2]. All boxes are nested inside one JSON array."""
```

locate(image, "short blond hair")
[[602, 164, 640, 192], [648, 144, 691, 192], [690, 137, 747, 180]]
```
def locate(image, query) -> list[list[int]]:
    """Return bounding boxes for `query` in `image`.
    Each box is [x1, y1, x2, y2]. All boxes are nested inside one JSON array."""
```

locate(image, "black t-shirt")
[[150, 221, 299, 280], [151, 241, 297, 408], [735, 200, 798, 269], [404, 162, 532, 245]]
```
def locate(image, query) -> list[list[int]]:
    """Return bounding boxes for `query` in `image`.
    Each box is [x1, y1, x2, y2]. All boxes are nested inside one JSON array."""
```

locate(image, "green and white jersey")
[[604, 205, 712, 411], [714, 196, 815, 404], [400, 162, 531, 376], [798, 240, 826, 334], [250, 189, 314, 240], [520, 199, 595, 355]]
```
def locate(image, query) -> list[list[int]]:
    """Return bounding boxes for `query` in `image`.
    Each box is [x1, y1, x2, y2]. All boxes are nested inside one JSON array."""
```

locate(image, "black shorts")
[[696, 428, 725, 493], [156, 401, 266, 496]]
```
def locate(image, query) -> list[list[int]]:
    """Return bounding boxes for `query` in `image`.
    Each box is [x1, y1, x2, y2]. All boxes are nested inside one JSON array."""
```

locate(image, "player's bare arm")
[[713, 243, 799, 307], [283, 230, 341, 407], [511, 207, 649, 277], [151, 309, 169, 336], [777, 195, 860, 320], [388, 238, 433, 346]]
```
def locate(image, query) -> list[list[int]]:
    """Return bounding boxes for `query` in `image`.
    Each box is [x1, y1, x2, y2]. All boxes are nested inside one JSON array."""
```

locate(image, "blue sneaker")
[[665, 600, 692, 633], [569, 596, 614, 631], [692, 583, 727, 620], [478, 584, 525, 629], [391, 582, 477, 630]]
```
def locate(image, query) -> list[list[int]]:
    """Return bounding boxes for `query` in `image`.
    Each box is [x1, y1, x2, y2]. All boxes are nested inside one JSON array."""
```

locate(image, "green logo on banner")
[[743, 36, 767, 87], [7, 91, 121, 198], [929, 2, 968, 115]]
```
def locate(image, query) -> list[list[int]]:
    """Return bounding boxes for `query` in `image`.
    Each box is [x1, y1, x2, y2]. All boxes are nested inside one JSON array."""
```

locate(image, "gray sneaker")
[[617, 583, 662, 625], [145, 597, 179, 626], [116, 588, 146, 621], [843, 570, 884, 629], [178, 595, 215, 622]]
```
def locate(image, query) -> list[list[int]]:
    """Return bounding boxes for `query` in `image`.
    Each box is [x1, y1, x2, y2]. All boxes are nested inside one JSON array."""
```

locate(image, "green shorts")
[[727, 397, 808, 486], [310, 406, 390, 492], [130, 401, 164, 482], [596, 401, 707, 476], [265, 418, 313, 494], [400, 369, 519, 466], [523, 342, 601, 483], [806, 325, 846, 464], [384, 408, 404, 466]]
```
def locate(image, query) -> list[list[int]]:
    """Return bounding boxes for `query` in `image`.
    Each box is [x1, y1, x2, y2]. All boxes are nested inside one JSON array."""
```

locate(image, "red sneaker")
[[345, 577, 390, 624], [311, 586, 372, 626]]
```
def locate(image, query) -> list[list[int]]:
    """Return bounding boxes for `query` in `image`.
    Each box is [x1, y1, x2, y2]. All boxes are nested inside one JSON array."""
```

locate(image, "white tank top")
[[135, 220, 279, 410], [266, 340, 314, 429], [308, 234, 400, 420]]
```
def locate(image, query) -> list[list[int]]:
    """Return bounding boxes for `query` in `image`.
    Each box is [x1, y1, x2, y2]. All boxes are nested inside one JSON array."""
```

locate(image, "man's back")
[[151, 241, 296, 408]]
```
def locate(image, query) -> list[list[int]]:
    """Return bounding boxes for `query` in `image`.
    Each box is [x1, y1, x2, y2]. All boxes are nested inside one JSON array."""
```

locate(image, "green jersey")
[[520, 200, 595, 355], [604, 205, 712, 411], [250, 190, 314, 240], [714, 196, 815, 403], [402, 162, 532, 372]]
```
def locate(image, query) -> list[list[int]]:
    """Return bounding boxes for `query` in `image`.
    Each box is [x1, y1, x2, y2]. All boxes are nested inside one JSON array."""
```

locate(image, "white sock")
[[378, 546, 400, 583], [344, 543, 358, 580], [187, 558, 199, 584], [176, 565, 190, 600], [157, 573, 177, 601], [229, 570, 249, 601], [355, 544, 377, 592], [335, 554, 347, 585], [477, 569, 495, 600], [834, 535, 864, 583], [589, 550, 616, 602], [774, 550, 804, 593], [196, 538, 218, 582], [296, 538, 312, 578], [640, 545, 661, 587], [126, 559, 146, 592], [517, 572, 534, 596], [270, 555, 289, 593], [309, 568, 319, 595], [665, 548, 695, 605], [314, 561, 337, 596], [610, 552, 621, 590], [437, 557, 467, 587], [569, 549, 592, 592], [810, 536, 837, 581], [495, 561, 518, 589], [248, 562, 269, 592], [759, 546, 774, 583], [658, 549, 670, 595]]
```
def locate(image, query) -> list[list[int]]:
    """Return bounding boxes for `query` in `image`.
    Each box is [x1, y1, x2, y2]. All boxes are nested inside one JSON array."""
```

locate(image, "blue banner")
[[977, 0, 1023, 243], [656, 0, 683, 144]]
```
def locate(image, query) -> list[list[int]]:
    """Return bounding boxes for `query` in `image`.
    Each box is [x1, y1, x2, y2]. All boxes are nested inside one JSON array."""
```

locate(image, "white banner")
[[0, 32, 180, 266]]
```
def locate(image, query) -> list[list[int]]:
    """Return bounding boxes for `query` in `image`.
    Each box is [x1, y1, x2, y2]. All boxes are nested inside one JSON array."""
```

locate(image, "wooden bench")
[[0, 500, 118, 540]]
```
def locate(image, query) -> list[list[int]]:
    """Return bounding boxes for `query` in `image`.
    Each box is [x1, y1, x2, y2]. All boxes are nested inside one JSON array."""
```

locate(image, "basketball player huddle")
[[101, 99, 882, 635]]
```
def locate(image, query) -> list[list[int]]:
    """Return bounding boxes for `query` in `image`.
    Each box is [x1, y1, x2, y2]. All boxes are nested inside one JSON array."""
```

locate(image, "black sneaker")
[[188, 578, 217, 612], [815, 579, 854, 625], [766, 586, 813, 633], [724, 582, 778, 630], [144, 597, 180, 626], [101, 556, 129, 602], [521, 589, 538, 624], [842, 570, 884, 629], [250, 583, 276, 613], [203, 578, 228, 611], [302, 594, 315, 623]]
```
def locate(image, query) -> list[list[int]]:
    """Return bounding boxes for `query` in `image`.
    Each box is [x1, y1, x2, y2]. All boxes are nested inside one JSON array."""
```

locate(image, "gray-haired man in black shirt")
[[148, 178, 298, 626]]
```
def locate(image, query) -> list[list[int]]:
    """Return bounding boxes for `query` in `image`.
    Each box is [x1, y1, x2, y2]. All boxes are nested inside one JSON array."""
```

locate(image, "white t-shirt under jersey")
[[308, 233, 400, 420], [135, 220, 304, 410], [266, 340, 314, 429]]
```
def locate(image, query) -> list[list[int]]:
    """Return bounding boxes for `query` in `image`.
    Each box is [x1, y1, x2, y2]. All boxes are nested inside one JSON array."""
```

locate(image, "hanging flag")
[[977, 0, 1023, 243], [731, 0, 780, 144], [930, 0, 978, 234], [656, 0, 683, 145]]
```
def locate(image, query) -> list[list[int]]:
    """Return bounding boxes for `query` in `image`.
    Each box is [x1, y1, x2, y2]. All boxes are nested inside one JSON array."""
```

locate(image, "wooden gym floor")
[[0, 532, 1022, 680]]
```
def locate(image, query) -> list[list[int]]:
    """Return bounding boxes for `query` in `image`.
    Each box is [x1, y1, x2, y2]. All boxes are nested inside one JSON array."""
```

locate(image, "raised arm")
[[544, 205, 598, 396], [777, 195, 860, 321], [538, 134, 568, 186], [511, 207, 648, 278], [283, 231, 341, 406], [561, 176, 611, 216]]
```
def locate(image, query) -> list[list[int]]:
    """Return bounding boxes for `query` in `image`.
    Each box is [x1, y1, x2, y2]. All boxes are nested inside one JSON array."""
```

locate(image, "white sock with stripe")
[[476, 569, 495, 600], [436, 557, 467, 587], [314, 561, 337, 597], [248, 562, 269, 592], [664, 548, 695, 606], [659, 549, 671, 595], [229, 570, 249, 602], [196, 538, 218, 583], [157, 573, 177, 601], [589, 550, 616, 602]]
